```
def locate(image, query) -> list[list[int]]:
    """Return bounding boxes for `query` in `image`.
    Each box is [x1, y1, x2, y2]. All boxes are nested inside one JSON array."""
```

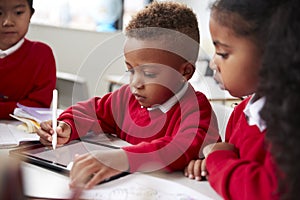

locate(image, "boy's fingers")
[[56, 121, 71, 138], [39, 137, 52, 146], [85, 169, 119, 189], [37, 128, 52, 142], [56, 126, 67, 137], [70, 154, 89, 177], [85, 170, 105, 189], [74, 154, 86, 162], [70, 156, 96, 187], [40, 120, 53, 132]]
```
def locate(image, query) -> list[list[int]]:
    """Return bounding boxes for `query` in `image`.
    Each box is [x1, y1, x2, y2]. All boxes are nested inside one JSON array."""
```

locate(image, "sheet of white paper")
[[0, 123, 39, 148], [80, 173, 213, 200], [15, 103, 64, 123]]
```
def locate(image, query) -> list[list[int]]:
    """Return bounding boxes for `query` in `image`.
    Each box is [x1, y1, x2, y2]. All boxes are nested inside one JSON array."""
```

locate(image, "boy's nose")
[[130, 73, 144, 89]]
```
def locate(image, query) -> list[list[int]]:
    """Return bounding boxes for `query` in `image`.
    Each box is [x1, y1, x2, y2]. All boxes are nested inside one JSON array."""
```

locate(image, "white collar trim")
[[143, 82, 189, 113], [243, 94, 266, 132], [0, 38, 24, 58]]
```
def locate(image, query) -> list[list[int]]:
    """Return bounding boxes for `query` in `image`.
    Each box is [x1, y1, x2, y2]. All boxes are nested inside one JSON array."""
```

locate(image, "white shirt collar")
[[142, 82, 189, 113], [243, 94, 266, 132], [0, 38, 24, 58]]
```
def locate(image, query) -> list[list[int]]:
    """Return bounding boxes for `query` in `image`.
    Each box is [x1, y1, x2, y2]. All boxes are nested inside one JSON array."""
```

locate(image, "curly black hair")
[[126, 1, 199, 42], [258, 0, 300, 199], [125, 1, 200, 63]]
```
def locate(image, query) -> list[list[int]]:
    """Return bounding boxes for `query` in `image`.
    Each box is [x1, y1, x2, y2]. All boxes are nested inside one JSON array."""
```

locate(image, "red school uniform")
[[58, 84, 220, 173], [0, 39, 56, 119], [206, 97, 279, 200]]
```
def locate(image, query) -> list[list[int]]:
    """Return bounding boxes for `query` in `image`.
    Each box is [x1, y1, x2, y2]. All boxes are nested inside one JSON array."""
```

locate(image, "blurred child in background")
[[0, 0, 56, 119]]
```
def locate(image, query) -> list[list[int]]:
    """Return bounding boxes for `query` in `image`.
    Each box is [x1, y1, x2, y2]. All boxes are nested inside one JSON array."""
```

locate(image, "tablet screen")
[[10, 140, 117, 174], [29, 141, 113, 166]]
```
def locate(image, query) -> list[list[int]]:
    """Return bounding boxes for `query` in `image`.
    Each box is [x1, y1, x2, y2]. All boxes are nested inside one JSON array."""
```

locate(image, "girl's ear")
[[181, 62, 195, 81]]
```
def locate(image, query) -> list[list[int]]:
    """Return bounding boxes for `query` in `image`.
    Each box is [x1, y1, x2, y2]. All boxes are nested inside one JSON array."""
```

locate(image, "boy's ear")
[[181, 62, 195, 81]]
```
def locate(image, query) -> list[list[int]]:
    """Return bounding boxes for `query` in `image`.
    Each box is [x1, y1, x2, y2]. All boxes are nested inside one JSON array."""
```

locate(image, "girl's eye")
[[216, 52, 229, 59]]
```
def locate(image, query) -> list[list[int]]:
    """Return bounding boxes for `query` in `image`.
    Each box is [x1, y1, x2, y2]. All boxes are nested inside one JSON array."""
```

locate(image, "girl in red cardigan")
[[184, 0, 284, 199], [37, 1, 219, 189], [0, 0, 56, 119]]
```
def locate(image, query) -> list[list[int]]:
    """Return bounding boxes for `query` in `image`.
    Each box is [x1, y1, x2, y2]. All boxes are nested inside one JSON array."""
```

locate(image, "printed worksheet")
[[80, 173, 213, 200], [0, 123, 39, 148]]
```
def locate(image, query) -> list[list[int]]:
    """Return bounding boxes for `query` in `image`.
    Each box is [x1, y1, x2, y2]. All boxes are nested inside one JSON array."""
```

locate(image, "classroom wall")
[[26, 24, 126, 97], [26, 0, 213, 97], [167, 0, 214, 56]]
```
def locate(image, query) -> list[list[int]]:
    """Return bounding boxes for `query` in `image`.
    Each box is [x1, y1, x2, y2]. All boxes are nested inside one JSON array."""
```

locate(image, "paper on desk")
[[11, 103, 63, 133], [80, 173, 214, 200], [16, 103, 53, 123], [0, 123, 39, 148], [9, 114, 40, 133]]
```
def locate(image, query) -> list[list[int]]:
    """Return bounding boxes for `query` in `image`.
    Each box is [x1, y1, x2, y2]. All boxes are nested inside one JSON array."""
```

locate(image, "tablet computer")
[[10, 140, 114, 174], [9, 133, 131, 177]]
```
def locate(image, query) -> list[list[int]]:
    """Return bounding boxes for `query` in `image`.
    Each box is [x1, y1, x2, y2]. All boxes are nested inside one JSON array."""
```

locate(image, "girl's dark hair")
[[210, 0, 282, 51], [258, 0, 300, 199]]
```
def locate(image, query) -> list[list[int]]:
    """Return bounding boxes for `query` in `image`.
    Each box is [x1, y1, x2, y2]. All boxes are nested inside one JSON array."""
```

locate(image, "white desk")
[[1, 120, 222, 200], [106, 74, 241, 106], [21, 162, 222, 199]]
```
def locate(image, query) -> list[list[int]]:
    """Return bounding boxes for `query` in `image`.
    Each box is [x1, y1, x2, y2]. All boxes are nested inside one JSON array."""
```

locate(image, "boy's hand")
[[37, 120, 71, 146], [69, 149, 129, 189]]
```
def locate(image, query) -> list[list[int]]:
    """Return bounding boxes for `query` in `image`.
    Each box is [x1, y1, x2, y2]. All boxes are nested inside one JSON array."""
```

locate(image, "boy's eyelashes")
[[126, 69, 157, 78], [144, 71, 157, 78], [216, 52, 229, 59]]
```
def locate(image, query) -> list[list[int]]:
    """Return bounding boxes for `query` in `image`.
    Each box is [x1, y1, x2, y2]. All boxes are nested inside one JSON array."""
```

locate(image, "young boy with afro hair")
[[37, 1, 219, 189]]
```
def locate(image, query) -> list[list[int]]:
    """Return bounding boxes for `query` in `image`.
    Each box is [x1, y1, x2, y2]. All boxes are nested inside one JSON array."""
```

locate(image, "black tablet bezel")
[[10, 140, 82, 175], [9, 138, 121, 175]]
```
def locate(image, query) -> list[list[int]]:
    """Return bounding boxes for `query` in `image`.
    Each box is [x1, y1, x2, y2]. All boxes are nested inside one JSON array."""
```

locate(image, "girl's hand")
[[37, 120, 71, 146], [184, 159, 208, 181], [184, 142, 237, 181], [203, 142, 237, 157], [69, 149, 129, 189]]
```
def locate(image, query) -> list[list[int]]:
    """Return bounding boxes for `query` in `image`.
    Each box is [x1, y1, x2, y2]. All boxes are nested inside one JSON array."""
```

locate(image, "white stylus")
[[52, 89, 58, 150]]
